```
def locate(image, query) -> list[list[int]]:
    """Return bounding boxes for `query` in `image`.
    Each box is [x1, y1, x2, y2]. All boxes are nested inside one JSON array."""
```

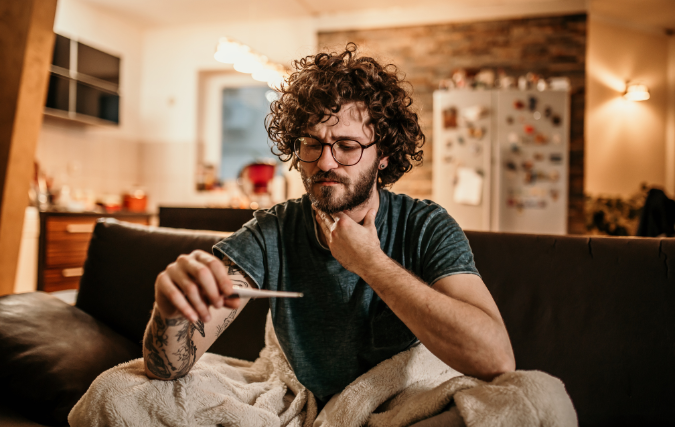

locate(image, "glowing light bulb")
[[623, 83, 650, 101]]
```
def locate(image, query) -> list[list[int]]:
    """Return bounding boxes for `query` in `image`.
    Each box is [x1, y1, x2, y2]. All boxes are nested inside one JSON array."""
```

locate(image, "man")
[[142, 43, 515, 408]]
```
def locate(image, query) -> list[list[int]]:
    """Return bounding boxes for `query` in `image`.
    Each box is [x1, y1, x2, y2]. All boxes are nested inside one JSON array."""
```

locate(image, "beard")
[[300, 159, 379, 215]]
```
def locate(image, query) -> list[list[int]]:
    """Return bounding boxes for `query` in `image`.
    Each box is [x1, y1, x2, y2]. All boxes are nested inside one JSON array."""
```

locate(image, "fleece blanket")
[[69, 313, 577, 427]]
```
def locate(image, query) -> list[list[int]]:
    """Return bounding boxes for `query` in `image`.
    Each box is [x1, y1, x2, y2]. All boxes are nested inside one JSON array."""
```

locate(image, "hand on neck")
[[313, 188, 380, 247]]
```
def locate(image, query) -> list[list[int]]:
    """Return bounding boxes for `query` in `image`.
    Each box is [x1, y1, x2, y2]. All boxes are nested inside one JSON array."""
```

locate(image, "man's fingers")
[[169, 265, 212, 322], [179, 255, 223, 309], [195, 252, 233, 299], [157, 273, 199, 323]]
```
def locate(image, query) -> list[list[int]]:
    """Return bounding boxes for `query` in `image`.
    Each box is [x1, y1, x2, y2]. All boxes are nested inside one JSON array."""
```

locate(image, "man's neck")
[[344, 187, 380, 225]]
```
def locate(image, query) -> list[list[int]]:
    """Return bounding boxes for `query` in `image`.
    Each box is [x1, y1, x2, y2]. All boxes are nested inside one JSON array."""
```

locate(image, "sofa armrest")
[[0, 292, 141, 426]]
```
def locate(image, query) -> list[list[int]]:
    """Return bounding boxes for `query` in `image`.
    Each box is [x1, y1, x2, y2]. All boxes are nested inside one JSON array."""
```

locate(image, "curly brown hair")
[[266, 43, 424, 188]]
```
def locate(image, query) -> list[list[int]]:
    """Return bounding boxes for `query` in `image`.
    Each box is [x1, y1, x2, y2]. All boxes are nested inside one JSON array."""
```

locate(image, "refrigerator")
[[432, 88, 570, 235]]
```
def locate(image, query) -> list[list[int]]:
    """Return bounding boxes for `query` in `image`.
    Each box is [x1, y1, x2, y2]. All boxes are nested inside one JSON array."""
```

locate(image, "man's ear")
[[379, 156, 389, 169]]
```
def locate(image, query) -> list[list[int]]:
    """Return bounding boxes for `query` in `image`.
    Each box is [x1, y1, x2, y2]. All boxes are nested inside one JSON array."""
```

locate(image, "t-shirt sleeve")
[[212, 220, 266, 290], [419, 208, 480, 286]]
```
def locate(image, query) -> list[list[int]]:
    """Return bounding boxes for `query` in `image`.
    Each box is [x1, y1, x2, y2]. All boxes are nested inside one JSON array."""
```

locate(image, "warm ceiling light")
[[214, 38, 247, 64], [623, 83, 650, 101], [252, 63, 279, 83], [214, 36, 288, 88], [234, 53, 266, 74]]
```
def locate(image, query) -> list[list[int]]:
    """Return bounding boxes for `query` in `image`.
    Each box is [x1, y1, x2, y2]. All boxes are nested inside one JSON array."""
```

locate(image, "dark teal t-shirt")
[[213, 189, 479, 402]]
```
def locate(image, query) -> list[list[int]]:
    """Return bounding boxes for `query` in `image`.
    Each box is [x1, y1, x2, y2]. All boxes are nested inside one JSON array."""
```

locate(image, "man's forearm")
[[356, 253, 514, 380], [143, 306, 206, 380]]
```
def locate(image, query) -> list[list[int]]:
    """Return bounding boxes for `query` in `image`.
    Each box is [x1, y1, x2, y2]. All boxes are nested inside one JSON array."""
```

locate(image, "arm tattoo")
[[214, 260, 249, 339], [144, 259, 251, 378], [144, 314, 172, 379], [215, 310, 238, 338], [144, 310, 205, 379]]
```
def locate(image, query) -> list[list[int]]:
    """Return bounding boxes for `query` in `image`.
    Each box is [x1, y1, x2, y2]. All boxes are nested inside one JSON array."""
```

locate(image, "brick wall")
[[318, 14, 587, 234]]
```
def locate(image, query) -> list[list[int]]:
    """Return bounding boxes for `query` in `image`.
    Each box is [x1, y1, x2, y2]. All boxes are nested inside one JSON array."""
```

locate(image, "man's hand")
[[154, 250, 241, 323], [315, 208, 383, 273]]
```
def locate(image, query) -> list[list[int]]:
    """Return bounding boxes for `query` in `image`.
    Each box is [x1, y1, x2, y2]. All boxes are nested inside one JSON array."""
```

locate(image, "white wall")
[[36, 0, 146, 198], [138, 18, 316, 209], [585, 16, 670, 198]]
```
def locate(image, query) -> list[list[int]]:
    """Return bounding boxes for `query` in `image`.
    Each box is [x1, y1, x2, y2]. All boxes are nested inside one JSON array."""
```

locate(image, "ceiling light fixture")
[[623, 82, 650, 101], [214, 37, 288, 89]]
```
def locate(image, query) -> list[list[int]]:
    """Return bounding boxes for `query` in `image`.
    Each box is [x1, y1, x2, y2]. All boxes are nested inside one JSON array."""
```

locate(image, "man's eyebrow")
[[302, 133, 365, 141]]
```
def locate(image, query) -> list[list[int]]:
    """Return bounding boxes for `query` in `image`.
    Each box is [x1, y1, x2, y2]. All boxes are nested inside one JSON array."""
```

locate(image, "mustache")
[[308, 170, 349, 185]]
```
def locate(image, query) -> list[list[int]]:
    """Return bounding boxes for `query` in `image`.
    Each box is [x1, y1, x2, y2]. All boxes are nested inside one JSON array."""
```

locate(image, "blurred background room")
[[4, 0, 675, 298]]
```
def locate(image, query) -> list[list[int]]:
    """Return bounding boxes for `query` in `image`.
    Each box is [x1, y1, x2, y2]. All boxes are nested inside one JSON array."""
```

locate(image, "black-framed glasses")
[[293, 136, 377, 166]]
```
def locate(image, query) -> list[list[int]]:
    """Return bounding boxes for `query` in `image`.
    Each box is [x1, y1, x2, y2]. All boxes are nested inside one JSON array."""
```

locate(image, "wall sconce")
[[623, 82, 650, 101]]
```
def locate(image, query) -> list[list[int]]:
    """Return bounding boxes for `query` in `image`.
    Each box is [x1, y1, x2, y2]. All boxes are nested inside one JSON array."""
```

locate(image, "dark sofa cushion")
[[0, 292, 141, 426], [76, 219, 269, 362], [465, 231, 675, 427]]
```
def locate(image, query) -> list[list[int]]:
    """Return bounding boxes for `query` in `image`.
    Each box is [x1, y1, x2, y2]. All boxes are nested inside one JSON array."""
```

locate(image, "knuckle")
[[184, 282, 198, 296]]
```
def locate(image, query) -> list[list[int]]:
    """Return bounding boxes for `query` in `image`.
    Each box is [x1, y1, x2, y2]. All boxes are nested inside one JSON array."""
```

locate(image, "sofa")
[[0, 219, 674, 426]]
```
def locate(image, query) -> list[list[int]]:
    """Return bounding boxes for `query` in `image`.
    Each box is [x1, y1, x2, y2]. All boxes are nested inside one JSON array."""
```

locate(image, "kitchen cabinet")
[[38, 212, 151, 292]]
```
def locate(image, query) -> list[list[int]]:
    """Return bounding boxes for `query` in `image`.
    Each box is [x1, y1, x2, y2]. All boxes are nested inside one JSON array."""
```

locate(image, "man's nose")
[[316, 144, 338, 171]]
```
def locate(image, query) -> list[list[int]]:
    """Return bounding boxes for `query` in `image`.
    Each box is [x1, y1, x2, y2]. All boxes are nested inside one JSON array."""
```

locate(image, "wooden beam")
[[0, 0, 57, 296]]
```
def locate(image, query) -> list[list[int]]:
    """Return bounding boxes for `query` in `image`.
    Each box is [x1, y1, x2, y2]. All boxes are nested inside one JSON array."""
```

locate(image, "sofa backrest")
[[465, 231, 675, 427], [76, 219, 269, 362], [78, 220, 675, 426]]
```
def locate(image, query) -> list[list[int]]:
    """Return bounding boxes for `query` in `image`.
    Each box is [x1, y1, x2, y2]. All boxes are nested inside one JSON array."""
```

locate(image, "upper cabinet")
[[45, 34, 121, 126]]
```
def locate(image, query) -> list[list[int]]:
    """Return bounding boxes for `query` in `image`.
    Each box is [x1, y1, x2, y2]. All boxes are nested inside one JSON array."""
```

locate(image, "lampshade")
[[623, 83, 650, 101]]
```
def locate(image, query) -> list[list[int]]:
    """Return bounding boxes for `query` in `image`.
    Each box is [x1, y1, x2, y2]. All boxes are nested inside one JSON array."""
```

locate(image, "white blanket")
[[69, 314, 577, 427]]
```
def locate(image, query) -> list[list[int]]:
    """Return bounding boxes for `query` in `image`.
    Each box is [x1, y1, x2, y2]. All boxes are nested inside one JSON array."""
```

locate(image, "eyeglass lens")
[[294, 137, 363, 166]]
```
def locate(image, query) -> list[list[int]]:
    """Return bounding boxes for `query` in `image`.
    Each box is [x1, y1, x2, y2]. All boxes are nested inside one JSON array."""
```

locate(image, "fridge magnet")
[[505, 160, 517, 171], [552, 133, 562, 145], [508, 132, 520, 144], [534, 152, 544, 162], [513, 99, 525, 110], [536, 171, 549, 181], [524, 124, 535, 135], [528, 96, 538, 112], [544, 106, 552, 118], [458, 135, 465, 145], [522, 160, 534, 171], [533, 111, 542, 120], [462, 105, 487, 122], [552, 114, 562, 126], [506, 116, 514, 125], [443, 107, 458, 129], [550, 153, 563, 163], [549, 170, 560, 183], [524, 171, 535, 184], [550, 189, 560, 201], [536, 79, 548, 91], [467, 126, 485, 140], [453, 167, 483, 206], [509, 142, 521, 154], [445, 139, 453, 149], [534, 133, 548, 145]]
